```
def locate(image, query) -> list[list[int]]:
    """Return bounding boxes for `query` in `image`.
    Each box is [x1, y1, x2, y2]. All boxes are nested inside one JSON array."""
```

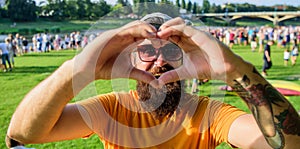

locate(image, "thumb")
[[129, 67, 158, 85], [158, 66, 196, 84]]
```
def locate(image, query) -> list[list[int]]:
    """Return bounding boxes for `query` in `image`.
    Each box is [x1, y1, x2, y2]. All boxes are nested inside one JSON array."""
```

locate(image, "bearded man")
[[6, 13, 300, 149]]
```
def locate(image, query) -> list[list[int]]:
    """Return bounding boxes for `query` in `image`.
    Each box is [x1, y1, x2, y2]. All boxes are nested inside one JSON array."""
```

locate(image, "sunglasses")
[[136, 44, 183, 62]]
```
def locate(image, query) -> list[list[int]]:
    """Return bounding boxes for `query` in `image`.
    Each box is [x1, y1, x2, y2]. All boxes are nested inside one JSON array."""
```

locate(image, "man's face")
[[134, 39, 182, 72], [133, 39, 184, 119]]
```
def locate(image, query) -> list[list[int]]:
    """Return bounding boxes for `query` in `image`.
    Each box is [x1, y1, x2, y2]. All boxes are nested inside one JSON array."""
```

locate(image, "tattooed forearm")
[[275, 106, 300, 136], [232, 73, 284, 148], [231, 67, 300, 148]]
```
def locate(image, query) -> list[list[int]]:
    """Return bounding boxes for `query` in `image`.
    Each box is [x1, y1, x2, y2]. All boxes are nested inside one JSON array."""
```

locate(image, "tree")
[[134, 0, 145, 16], [210, 3, 222, 13], [181, 0, 186, 9], [76, 0, 86, 19], [40, 0, 67, 20], [111, 1, 133, 17], [133, 0, 137, 7], [160, 0, 171, 3], [91, 0, 111, 18], [192, 2, 197, 14], [117, 0, 126, 6], [144, 1, 158, 14], [187, 0, 192, 12], [7, 0, 37, 21], [176, 0, 180, 8], [202, 0, 210, 13]]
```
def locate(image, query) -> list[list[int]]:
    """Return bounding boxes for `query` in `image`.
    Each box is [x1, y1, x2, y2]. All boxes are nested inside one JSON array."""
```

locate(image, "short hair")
[[140, 12, 172, 30]]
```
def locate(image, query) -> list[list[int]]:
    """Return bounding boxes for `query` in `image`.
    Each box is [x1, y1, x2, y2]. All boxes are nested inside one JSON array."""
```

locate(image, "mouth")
[[150, 64, 175, 79], [154, 74, 162, 79]]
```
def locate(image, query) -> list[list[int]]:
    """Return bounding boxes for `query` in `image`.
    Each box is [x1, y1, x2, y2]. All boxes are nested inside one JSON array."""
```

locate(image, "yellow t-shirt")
[[77, 91, 246, 149]]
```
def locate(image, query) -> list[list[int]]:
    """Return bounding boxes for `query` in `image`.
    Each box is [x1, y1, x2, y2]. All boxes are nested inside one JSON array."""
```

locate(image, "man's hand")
[[73, 20, 159, 85], [157, 17, 300, 149], [156, 17, 245, 84]]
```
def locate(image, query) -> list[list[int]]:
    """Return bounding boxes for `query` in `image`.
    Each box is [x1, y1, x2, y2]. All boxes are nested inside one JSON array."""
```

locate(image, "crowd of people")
[[186, 25, 300, 92], [209, 25, 300, 53], [209, 25, 300, 75], [0, 31, 99, 72], [1, 23, 299, 73]]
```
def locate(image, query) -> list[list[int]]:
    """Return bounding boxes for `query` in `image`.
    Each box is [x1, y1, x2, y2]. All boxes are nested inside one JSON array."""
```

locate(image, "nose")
[[154, 53, 166, 67]]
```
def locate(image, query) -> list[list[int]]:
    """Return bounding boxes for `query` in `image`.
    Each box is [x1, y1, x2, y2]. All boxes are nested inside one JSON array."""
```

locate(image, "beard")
[[136, 64, 184, 119]]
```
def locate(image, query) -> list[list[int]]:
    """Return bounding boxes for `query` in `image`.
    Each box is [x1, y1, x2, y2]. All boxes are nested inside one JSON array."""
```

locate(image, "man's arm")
[[6, 59, 93, 145], [265, 50, 271, 61], [228, 64, 300, 149], [6, 21, 158, 147], [156, 17, 300, 149]]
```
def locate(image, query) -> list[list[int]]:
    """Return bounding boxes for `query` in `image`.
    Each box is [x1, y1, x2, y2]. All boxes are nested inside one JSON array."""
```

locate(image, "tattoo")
[[233, 68, 286, 107], [231, 67, 300, 148], [232, 68, 285, 149], [232, 75, 269, 106], [275, 106, 300, 136]]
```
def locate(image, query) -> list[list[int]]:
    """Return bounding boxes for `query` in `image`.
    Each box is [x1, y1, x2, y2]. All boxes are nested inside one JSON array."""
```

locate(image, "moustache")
[[149, 64, 175, 78]]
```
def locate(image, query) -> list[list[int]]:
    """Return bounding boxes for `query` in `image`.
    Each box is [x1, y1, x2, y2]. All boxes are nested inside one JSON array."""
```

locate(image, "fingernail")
[[148, 31, 156, 36]]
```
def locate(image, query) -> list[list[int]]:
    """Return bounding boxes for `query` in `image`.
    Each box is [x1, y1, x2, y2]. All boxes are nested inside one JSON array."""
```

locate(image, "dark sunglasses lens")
[[137, 45, 156, 61], [162, 44, 182, 61]]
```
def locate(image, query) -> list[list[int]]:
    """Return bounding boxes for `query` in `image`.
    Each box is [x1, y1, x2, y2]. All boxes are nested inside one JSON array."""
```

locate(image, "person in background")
[[8, 34, 16, 67], [258, 28, 265, 53], [22, 37, 29, 53], [32, 35, 38, 52], [291, 40, 299, 66], [0, 38, 13, 72], [262, 40, 274, 76], [75, 31, 82, 50], [283, 48, 290, 66], [14, 33, 23, 55], [6, 13, 300, 149], [250, 31, 257, 52]]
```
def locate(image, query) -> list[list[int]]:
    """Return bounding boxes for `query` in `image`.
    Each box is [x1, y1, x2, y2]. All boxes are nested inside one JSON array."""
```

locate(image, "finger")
[[157, 25, 184, 41], [128, 22, 157, 39], [159, 17, 185, 31], [117, 22, 157, 46], [129, 67, 157, 85], [158, 66, 195, 84]]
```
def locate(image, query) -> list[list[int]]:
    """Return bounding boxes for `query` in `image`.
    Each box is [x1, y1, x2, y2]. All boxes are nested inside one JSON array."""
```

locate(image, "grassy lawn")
[[0, 18, 133, 35], [1, 17, 299, 36], [0, 43, 299, 148]]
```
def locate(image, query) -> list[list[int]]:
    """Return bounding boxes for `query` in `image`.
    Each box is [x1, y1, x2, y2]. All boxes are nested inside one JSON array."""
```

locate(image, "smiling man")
[[6, 13, 300, 149]]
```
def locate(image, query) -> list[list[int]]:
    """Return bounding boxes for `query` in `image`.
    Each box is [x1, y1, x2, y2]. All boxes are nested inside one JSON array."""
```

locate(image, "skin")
[[157, 18, 300, 149], [6, 18, 300, 149]]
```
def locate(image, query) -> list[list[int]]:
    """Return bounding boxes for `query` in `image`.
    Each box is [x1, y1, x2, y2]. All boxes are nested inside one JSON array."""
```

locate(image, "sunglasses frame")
[[136, 43, 183, 62]]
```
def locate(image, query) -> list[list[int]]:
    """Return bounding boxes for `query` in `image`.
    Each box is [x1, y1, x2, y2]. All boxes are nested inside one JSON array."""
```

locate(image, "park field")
[[1, 17, 299, 36], [0, 44, 299, 148], [0, 18, 134, 35]]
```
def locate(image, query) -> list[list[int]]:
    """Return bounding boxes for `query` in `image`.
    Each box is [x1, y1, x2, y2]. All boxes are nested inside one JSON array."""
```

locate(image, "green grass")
[[0, 18, 133, 35], [0, 44, 299, 148]]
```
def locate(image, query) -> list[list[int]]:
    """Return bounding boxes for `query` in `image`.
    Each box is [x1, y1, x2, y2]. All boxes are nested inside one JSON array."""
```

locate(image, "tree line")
[[0, 0, 299, 22]]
